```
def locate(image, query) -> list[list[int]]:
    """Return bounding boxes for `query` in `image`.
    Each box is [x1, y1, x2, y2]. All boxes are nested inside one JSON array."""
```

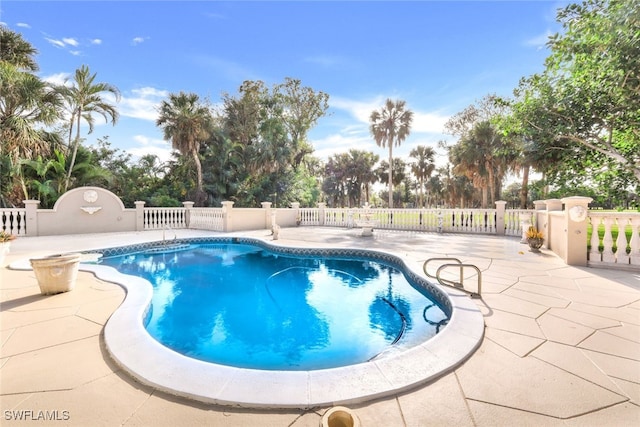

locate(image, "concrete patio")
[[1, 227, 639, 426]]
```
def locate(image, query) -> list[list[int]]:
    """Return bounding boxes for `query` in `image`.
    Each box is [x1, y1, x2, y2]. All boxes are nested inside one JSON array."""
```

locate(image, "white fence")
[[0, 208, 28, 236], [3, 188, 638, 271], [588, 212, 640, 269]]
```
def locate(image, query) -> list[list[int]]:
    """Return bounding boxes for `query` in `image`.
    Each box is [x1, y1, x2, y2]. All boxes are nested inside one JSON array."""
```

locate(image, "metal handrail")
[[423, 257, 482, 298]]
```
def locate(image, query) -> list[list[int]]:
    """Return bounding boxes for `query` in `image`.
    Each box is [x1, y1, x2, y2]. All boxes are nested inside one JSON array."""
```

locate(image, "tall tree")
[[409, 145, 436, 208], [511, 0, 640, 183], [156, 91, 212, 205], [60, 64, 120, 192], [274, 77, 329, 167], [369, 99, 413, 208]]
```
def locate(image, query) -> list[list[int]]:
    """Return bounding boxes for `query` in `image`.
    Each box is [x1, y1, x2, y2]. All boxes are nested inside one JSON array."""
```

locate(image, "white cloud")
[[132, 36, 147, 45], [91, 38, 102, 45], [331, 96, 449, 134], [45, 37, 66, 48], [127, 135, 175, 163], [412, 111, 449, 134], [62, 37, 78, 46], [41, 72, 70, 86], [16, 22, 31, 28], [118, 86, 169, 121]]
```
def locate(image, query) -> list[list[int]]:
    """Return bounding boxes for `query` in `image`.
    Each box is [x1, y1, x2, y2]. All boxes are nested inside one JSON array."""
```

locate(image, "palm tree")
[[369, 99, 413, 208], [0, 28, 39, 72], [156, 92, 212, 205], [60, 64, 120, 192], [409, 145, 436, 208]]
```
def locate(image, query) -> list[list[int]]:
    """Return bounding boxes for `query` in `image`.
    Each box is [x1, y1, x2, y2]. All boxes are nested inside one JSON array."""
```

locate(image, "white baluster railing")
[[0, 208, 28, 236], [588, 212, 640, 268]]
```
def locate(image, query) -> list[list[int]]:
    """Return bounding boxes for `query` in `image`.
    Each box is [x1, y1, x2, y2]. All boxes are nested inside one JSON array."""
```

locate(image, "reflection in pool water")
[[101, 243, 449, 370]]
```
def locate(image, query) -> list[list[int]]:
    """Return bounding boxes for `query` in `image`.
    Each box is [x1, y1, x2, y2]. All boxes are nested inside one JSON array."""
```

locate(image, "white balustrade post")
[[495, 200, 506, 236], [318, 202, 326, 226], [291, 202, 300, 226], [561, 196, 593, 266], [222, 201, 234, 232], [261, 201, 272, 230], [23, 200, 40, 236], [134, 201, 145, 231], [630, 218, 640, 267], [589, 216, 602, 263], [182, 201, 194, 229]]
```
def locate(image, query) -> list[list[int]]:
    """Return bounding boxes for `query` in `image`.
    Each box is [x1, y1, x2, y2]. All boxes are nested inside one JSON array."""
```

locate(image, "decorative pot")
[[30, 253, 81, 295], [528, 238, 544, 252]]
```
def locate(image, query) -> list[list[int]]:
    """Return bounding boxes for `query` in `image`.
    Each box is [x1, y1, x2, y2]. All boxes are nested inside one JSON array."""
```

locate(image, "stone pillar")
[[222, 201, 234, 232], [543, 198, 563, 249], [495, 200, 507, 236], [318, 202, 326, 226], [261, 201, 272, 229], [134, 201, 145, 231], [291, 202, 300, 226], [562, 196, 593, 266], [182, 201, 194, 229], [23, 200, 40, 236]]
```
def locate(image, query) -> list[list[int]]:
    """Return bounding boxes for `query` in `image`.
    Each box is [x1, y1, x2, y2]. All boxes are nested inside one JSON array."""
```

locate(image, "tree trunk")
[[64, 112, 82, 193], [193, 149, 204, 206], [520, 165, 530, 209], [388, 144, 393, 208]]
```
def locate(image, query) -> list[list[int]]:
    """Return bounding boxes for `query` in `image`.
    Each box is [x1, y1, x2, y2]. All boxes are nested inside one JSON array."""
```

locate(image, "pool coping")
[[13, 236, 485, 409]]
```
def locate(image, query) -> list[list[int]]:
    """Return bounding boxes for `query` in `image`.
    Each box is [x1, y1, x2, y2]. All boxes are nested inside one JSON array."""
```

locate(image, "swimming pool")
[[83, 235, 484, 408], [99, 241, 450, 371]]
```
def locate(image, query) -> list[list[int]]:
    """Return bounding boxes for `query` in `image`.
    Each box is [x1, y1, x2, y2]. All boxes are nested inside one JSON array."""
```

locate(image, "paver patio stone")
[[551, 287, 640, 307], [1, 336, 115, 394], [518, 275, 581, 290], [395, 372, 474, 427], [578, 330, 640, 360], [531, 341, 624, 395], [545, 307, 621, 329], [568, 302, 640, 325], [481, 293, 549, 318], [503, 287, 570, 308], [75, 294, 125, 325], [350, 395, 405, 427], [467, 400, 566, 427], [1, 315, 102, 357], [5, 373, 152, 427], [456, 339, 627, 418], [610, 377, 640, 405], [0, 306, 77, 330], [537, 312, 595, 345], [121, 392, 312, 427], [600, 323, 640, 343], [483, 309, 545, 338], [562, 402, 640, 427], [484, 328, 545, 357], [582, 349, 640, 384]]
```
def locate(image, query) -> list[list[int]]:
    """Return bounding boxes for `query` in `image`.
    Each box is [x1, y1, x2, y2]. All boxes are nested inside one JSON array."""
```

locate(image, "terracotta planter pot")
[[30, 253, 81, 295]]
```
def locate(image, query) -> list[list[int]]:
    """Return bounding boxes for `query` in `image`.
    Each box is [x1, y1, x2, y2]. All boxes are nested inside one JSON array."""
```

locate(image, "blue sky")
[[1, 0, 568, 166]]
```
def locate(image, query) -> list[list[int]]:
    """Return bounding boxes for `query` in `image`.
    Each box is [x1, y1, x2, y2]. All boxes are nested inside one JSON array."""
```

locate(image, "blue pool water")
[[100, 241, 449, 371]]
